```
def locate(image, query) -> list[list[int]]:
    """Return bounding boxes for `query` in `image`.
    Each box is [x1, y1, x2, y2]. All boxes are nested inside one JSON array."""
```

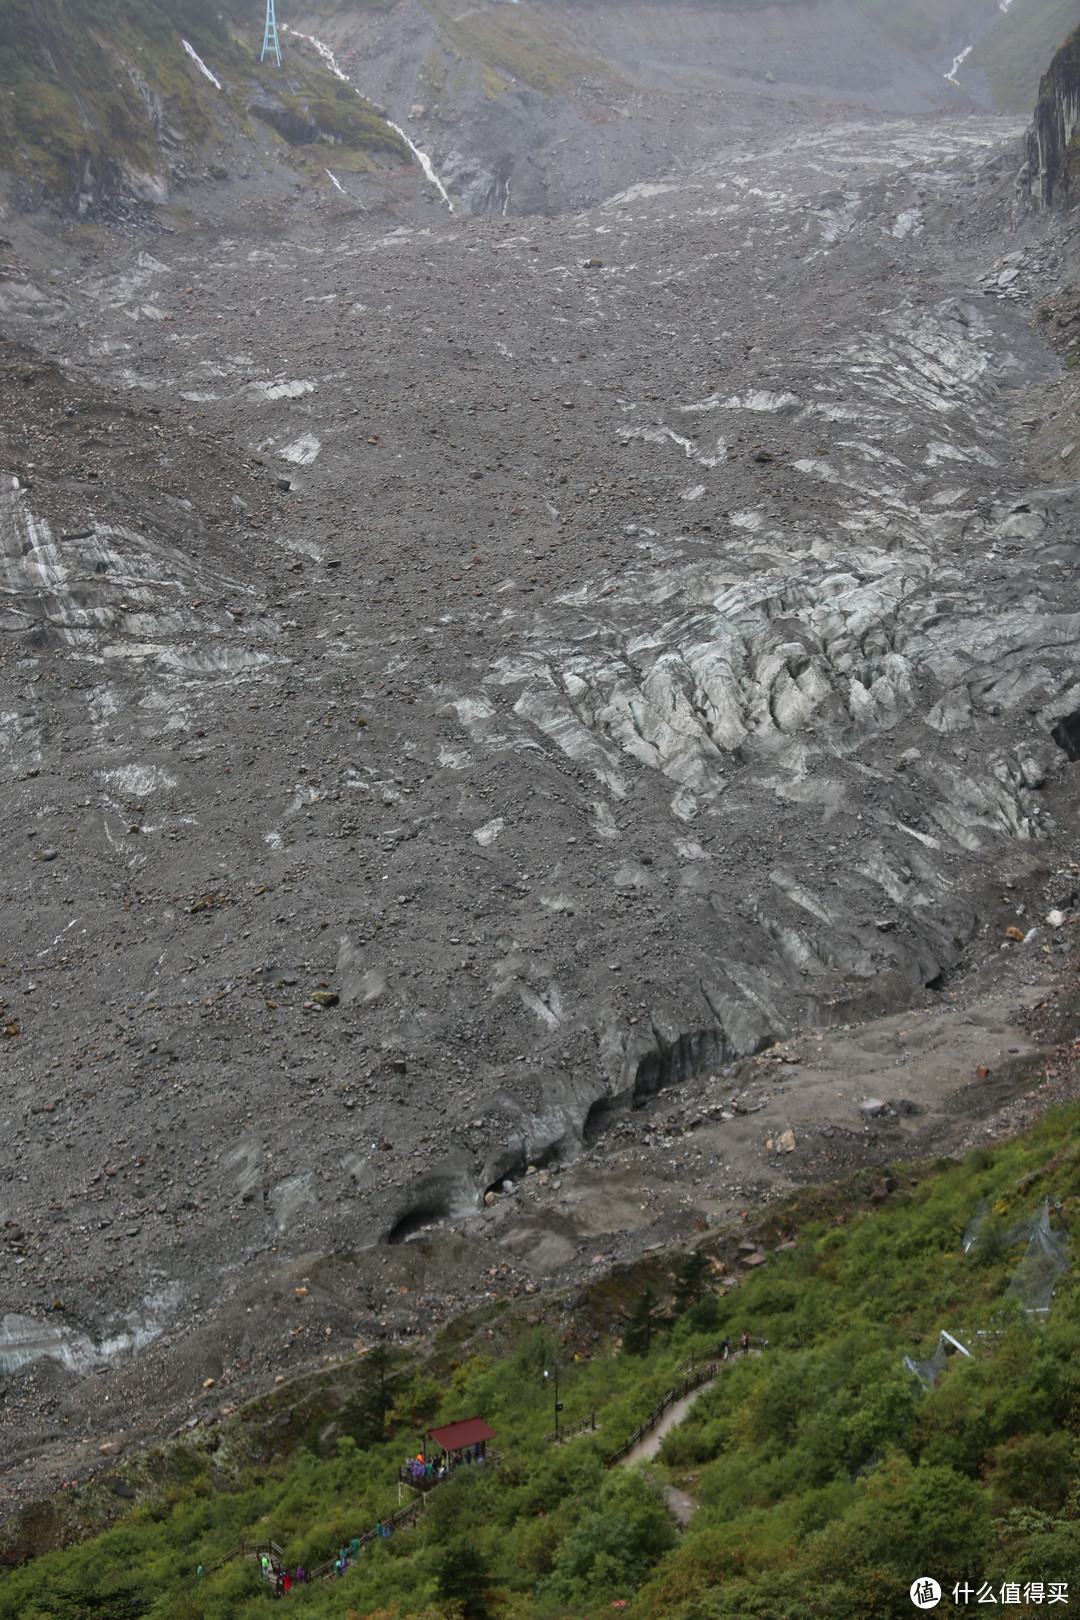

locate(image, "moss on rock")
[[0, 0, 405, 212]]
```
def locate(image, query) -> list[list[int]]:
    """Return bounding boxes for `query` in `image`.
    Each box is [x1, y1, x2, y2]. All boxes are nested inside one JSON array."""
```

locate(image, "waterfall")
[[945, 44, 972, 85], [282, 25, 350, 82], [387, 121, 455, 211], [182, 40, 222, 90], [283, 26, 454, 211]]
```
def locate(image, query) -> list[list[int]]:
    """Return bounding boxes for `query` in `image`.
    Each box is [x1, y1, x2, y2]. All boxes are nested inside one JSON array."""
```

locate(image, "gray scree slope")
[[0, 80, 1079, 1489]]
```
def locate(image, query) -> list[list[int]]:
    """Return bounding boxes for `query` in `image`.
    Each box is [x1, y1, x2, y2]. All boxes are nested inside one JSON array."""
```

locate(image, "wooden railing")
[[311, 1450, 503, 1582], [604, 1362, 719, 1467], [310, 1495, 426, 1581], [603, 1338, 767, 1468], [210, 1538, 285, 1574], [675, 1338, 765, 1375], [544, 1410, 598, 1445]]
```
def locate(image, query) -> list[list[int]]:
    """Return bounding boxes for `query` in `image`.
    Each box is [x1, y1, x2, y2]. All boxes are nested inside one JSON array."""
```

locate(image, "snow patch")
[[891, 206, 923, 238], [604, 181, 679, 207], [723, 390, 801, 415], [100, 765, 177, 797]]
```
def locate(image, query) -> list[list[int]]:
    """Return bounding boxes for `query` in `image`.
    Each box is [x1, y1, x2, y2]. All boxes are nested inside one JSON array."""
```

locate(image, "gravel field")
[[1, 24, 1079, 1513]]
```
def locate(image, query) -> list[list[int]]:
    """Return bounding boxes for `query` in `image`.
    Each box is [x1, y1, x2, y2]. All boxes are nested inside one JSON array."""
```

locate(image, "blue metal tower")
[[260, 0, 281, 67]]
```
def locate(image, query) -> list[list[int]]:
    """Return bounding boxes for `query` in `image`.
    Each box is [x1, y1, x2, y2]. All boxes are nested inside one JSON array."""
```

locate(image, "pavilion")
[[426, 1415, 496, 1462]]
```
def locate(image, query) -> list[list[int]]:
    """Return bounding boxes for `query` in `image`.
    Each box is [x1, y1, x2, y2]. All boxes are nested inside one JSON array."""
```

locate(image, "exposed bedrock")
[[1017, 22, 1080, 210]]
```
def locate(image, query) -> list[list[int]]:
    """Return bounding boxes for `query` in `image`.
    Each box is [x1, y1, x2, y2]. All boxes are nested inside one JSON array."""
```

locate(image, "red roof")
[[427, 1416, 496, 1452]]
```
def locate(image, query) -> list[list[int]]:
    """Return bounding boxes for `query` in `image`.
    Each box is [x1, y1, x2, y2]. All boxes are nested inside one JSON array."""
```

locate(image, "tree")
[[813, 1451, 991, 1588], [341, 1344, 412, 1446], [685, 1293, 720, 1335], [624, 1286, 660, 1356], [434, 1539, 491, 1619], [544, 1469, 677, 1603], [391, 1372, 443, 1429], [33, 1587, 153, 1620], [673, 1248, 709, 1314]]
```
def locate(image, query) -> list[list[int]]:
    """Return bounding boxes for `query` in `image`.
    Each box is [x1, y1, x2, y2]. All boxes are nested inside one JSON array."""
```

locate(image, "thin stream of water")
[[387, 121, 454, 211], [182, 39, 222, 90], [283, 25, 454, 210], [946, 0, 1019, 86], [946, 44, 973, 84]]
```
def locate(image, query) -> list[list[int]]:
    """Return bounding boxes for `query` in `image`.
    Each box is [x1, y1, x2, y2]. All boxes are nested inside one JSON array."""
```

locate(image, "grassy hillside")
[[0, 0, 405, 210], [961, 0, 1080, 110], [278, 0, 1036, 105], [859, 0, 1006, 59], [3, 1094, 1080, 1619]]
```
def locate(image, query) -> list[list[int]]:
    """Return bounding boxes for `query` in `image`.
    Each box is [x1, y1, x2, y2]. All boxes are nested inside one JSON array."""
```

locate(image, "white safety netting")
[[904, 1329, 972, 1389], [962, 1198, 990, 1253], [1005, 1199, 1069, 1314], [907, 1199, 1070, 1388]]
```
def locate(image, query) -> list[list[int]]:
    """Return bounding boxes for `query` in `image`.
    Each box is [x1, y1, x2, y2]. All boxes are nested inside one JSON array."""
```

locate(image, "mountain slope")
[[962, 0, 1080, 113], [287, 0, 991, 217], [3, 1090, 1080, 1616], [1018, 17, 1080, 205], [0, 0, 406, 216]]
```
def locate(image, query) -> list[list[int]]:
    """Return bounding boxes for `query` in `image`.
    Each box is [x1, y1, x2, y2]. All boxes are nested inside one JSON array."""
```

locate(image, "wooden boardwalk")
[[605, 1340, 765, 1468], [215, 1454, 503, 1594]]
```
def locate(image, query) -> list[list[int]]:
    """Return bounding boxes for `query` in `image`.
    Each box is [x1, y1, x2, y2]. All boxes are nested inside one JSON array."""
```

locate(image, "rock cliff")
[[1018, 22, 1080, 208]]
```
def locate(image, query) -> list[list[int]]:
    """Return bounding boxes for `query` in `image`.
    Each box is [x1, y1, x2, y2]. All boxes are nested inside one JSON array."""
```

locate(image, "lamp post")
[[544, 1364, 562, 1440]]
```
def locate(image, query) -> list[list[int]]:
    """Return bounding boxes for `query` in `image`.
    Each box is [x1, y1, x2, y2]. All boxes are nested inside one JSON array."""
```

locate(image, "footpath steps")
[[210, 1539, 287, 1593], [605, 1339, 766, 1469], [216, 1452, 505, 1594], [212, 1342, 766, 1595]]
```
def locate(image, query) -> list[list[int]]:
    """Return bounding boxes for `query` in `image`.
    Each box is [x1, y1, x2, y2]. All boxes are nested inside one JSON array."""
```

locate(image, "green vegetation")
[[274, 0, 399, 17], [0, 0, 220, 197], [0, 0, 404, 207], [422, 0, 612, 97], [858, 0, 993, 60], [550, 0, 995, 37], [282, 0, 1061, 111], [625, 1284, 662, 1356], [4, 1104, 1080, 1619], [966, 0, 1080, 112]]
